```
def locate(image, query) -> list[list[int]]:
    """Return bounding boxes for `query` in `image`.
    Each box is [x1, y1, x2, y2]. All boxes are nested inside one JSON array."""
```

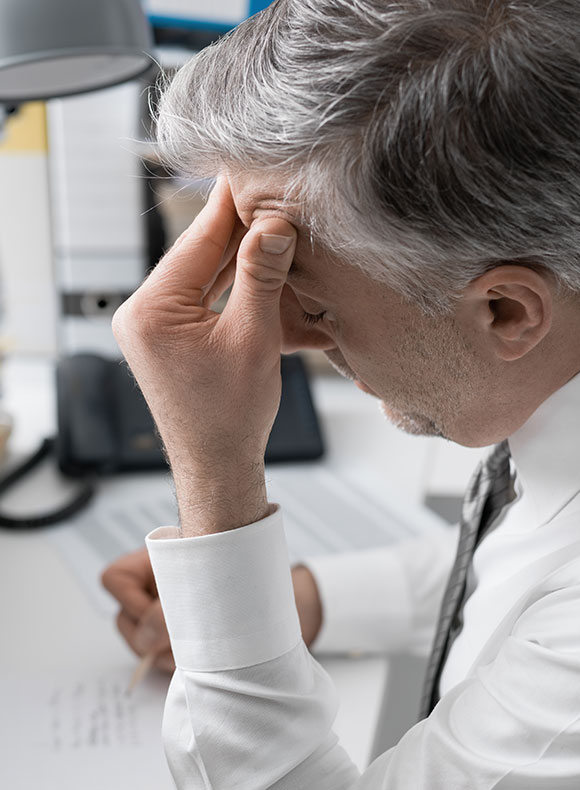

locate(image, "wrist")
[[171, 459, 269, 537]]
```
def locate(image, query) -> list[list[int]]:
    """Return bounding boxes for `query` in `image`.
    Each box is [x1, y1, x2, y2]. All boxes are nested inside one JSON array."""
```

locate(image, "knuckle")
[[112, 297, 159, 347], [100, 566, 115, 592], [111, 303, 128, 341], [100, 568, 110, 588], [111, 298, 146, 344], [241, 259, 288, 289], [156, 654, 175, 673]]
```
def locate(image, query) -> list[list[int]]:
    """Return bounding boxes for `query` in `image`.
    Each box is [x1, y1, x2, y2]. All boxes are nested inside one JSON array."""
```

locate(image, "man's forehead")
[[227, 174, 317, 285], [228, 173, 300, 223]]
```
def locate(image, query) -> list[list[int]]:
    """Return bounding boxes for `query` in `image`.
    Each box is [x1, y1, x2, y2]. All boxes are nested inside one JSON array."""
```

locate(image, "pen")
[[127, 652, 155, 694]]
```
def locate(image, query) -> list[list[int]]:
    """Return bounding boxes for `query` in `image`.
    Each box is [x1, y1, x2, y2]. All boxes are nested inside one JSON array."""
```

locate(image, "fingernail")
[[135, 624, 159, 653], [260, 234, 293, 254]]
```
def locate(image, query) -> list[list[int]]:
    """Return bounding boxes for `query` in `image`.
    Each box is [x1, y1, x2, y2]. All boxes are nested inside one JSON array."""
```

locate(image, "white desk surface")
[[0, 356, 483, 786]]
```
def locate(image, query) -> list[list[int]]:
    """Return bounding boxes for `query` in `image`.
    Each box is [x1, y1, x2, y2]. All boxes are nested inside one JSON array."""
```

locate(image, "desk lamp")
[[0, 0, 153, 526], [0, 0, 153, 127]]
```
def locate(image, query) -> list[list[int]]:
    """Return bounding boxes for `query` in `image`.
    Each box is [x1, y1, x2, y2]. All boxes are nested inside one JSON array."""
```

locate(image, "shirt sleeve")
[[146, 507, 580, 790], [303, 526, 459, 657]]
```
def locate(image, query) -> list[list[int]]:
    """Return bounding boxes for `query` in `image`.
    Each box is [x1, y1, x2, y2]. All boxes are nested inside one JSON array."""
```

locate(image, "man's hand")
[[112, 177, 297, 536], [101, 548, 174, 673], [292, 565, 324, 647], [102, 549, 323, 666]]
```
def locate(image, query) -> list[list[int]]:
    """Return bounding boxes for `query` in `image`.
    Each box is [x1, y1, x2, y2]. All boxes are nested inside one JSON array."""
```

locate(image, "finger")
[[221, 217, 297, 333], [168, 177, 228, 255], [200, 218, 245, 304], [164, 204, 245, 303], [219, 217, 247, 274], [117, 609, 142, 656], [173, 209, 244, 300], [146, 177, 238, 296], [134, 601, 171, 655], [101, 547, 156, 589], [154, 650, 175, 674], [117, 611, 175, 672], [202, 260, 236, 308], [117, 604, 172, 659], [101, 551, 158, 621]]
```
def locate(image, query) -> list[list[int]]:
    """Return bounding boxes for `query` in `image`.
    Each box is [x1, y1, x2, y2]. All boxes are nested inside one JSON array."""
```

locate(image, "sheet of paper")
[[0, 668, 173, 790]]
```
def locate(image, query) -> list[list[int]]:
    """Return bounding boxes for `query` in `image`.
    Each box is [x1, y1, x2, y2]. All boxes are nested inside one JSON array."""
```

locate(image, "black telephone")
[[56, 353, 324, 475], [56, 354, 168, 476], [0, 353, 324, 528]]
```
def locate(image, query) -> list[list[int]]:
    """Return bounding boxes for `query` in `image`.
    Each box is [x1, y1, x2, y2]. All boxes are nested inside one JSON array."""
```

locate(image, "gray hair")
[[156, 0, 580, 314]]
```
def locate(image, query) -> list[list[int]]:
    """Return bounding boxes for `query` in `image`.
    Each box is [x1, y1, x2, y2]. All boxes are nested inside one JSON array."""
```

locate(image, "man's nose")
[[280, 285, 336, 354]]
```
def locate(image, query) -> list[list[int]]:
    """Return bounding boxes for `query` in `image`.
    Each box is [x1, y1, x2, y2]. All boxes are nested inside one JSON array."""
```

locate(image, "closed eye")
[[302, 310, 326, 327]]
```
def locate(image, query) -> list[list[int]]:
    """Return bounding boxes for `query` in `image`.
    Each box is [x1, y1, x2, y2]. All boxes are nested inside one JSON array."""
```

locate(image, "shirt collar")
[[508, 370, 580, 527]]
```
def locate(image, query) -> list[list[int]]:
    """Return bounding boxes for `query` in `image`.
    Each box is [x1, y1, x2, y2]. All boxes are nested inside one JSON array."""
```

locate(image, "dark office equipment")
[[0, 353, 323, 528], [55, 353, 324, 474]]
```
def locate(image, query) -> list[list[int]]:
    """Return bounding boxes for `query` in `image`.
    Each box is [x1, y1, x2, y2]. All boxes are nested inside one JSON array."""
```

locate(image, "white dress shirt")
[[147, 372, 580, 789]]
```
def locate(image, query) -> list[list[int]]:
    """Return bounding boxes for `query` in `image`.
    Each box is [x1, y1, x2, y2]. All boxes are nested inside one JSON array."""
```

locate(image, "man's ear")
[[457, 265, 553, 362]]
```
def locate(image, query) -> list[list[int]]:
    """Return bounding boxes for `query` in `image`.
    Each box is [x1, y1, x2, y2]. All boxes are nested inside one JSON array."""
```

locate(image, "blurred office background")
[[0, 7, 491, 780], [0, 0, 483, 514], [0, 1, 272, 359]]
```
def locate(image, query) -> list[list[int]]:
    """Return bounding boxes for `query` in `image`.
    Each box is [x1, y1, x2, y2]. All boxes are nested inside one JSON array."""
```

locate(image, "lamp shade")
[[0, 0, 153, 101]]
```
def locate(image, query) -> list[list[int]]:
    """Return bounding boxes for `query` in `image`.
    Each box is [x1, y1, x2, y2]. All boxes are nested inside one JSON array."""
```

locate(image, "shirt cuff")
[[146, 506, 301, 672], [303, 546, 414, 655]]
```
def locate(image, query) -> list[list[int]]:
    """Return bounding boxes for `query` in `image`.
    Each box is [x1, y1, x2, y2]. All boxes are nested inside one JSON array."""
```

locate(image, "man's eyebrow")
[[287, 261, 311, 286]]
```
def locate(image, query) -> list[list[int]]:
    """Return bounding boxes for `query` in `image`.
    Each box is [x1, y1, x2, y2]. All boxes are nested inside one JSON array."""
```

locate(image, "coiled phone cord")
[[0, 438, 96, 528]]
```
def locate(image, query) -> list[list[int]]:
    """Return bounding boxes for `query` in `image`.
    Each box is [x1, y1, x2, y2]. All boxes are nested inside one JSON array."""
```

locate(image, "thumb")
[[222, 218, 297, 331]]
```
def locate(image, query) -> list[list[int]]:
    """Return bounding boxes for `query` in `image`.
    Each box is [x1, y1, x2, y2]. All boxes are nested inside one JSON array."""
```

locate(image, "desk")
[[0, 356, 483, 788]]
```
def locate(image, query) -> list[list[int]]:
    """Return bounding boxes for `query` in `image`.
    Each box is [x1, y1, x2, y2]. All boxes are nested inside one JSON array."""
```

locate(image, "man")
[[103, 1, 580, 787]]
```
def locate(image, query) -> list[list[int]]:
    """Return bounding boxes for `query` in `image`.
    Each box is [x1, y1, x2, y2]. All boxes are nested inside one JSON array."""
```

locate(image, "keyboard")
[[48, 462, 445, 616]]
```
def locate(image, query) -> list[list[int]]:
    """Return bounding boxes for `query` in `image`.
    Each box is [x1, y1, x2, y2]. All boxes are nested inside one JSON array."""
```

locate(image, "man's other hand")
[[292, 564, 324, 647], [101, 548, 175, 673], [102, 549, 323, 667]]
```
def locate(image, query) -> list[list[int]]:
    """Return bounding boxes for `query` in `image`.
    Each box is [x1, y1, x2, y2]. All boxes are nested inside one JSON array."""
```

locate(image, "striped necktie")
[[419, 440, 514, 719]]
